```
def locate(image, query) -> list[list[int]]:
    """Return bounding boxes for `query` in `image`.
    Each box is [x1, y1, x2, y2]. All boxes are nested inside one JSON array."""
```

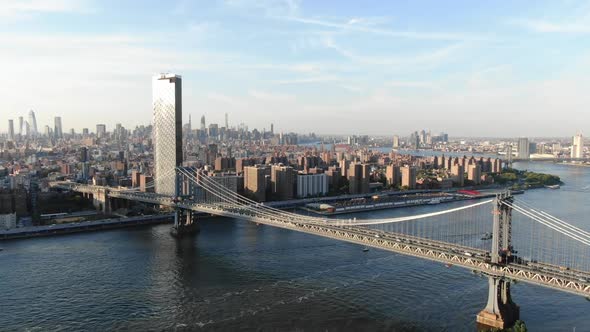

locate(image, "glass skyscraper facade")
[[152, 73, 183, 196], [54, 116, 63, 139]]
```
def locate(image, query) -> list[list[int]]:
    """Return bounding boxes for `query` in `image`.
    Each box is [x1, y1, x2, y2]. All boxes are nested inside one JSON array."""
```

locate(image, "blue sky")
[[1, 0, 589, 137]]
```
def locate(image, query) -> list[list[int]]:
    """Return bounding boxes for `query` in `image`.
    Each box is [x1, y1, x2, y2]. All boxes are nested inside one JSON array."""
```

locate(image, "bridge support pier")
[[170, 208, 199, 238], [476, 276, 519, 329]]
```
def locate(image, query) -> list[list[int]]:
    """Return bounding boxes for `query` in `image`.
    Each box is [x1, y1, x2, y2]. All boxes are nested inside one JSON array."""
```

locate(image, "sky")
[[1, 0, 590, 137]]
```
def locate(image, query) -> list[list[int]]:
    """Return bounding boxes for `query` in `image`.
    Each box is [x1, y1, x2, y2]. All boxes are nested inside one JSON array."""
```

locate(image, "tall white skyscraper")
[[571, 133, 583, 159], [28, 110, 37, 137], [8, 119, 14, 141], [54, 116, 63, 139], [153, 73, 183, 196]]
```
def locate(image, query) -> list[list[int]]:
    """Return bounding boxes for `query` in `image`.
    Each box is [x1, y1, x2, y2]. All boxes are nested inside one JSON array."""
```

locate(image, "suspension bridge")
[[50, 166, 590, 329]]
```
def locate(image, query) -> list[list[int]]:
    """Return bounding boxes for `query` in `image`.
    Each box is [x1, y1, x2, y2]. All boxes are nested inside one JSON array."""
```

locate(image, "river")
[[1, 161, 589, 331]]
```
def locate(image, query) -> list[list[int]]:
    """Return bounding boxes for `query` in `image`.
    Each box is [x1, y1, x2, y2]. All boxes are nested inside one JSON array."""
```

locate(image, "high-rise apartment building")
[[54, 116, 63, 139], [244, 165, 268, 201], [571, 133, 583, 159], [152, 73, 183, 196], [393, 135, 400, 149], [467, 164, 482, 185], [385, 164, 400, 188], [347, 162, 370, 194], [271, 164, 294, 200], [451, 162, 465, 187], [517, 138, 529, 160], [401, 166, 417, 189]]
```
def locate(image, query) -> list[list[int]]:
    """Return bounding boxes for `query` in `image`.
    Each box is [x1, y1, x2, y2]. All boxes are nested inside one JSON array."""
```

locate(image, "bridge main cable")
[[327, 199, 493, 226], [514, 198, 590, 238], [502, 200, 590, 246], [179, 167, 495, 227]]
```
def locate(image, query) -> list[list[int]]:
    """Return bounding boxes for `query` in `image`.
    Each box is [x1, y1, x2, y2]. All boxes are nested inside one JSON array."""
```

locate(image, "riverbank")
[[0, 213, 174, 240]]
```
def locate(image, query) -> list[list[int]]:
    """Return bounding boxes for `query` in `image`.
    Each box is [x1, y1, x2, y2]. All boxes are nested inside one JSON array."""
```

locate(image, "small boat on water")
[[545, 184, 560, 189], [363, 247, 369, 252], [445, 263, 453, 268]]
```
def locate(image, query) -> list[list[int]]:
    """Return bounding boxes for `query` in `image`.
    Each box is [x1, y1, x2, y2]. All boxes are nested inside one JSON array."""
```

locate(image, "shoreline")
[[0, 214, 174, 241]]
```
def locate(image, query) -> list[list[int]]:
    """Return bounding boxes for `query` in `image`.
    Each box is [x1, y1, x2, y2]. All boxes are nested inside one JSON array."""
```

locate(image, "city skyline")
[[1, 0, 590, 136]]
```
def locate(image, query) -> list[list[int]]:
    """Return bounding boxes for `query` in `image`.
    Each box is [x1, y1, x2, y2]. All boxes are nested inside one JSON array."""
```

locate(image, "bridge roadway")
[[53, 183, 590, 297]]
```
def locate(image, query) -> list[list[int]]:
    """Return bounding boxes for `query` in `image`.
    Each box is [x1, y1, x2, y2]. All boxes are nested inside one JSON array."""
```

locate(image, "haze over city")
[[2, 0, 590, 136], [2, 1, 590, 332]]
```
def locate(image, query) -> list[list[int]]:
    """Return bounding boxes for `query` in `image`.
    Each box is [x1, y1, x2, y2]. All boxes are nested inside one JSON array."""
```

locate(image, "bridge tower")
[[477, 191, 519, 329], [491, 191, 514, 264], [170, 168, 199, 238]]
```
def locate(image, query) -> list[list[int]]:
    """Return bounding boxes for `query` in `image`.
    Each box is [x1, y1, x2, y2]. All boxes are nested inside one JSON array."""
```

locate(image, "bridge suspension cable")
[[179, 167, 495, 227], [502, 200, 590, 247], [516, 199, 590, 239], [176, 167, 326, 224], [327, 200, 493, 226]]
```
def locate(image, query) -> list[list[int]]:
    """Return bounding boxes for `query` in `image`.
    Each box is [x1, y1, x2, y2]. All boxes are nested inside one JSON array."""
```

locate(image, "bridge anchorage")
[[477, 192, 519, 329]]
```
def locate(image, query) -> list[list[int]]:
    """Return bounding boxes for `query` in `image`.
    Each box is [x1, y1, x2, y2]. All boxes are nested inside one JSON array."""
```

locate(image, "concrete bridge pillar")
[[170, 208, 199, 238], [476, 276, 519, 329], [92, 188, 111, 214]]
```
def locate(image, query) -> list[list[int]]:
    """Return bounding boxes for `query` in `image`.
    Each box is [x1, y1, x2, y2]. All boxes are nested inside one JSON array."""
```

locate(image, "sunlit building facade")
[[152, 73, 183, 196], [571, 133, 583, 159]]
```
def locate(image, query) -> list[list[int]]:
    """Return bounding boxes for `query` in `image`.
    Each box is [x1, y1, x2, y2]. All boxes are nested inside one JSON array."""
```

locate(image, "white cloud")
[[512, 18, 590, 33], [346, 16, 392, 27], [386, 81, 436, 88], [248, 89, 295, 101], [279, 16, 484, 41], [321, 35, 464, 69], [223, 0, 300, 17], [205, 92, 246, 107], [272, 76, 339, 85], [0, 0, 94, 19]]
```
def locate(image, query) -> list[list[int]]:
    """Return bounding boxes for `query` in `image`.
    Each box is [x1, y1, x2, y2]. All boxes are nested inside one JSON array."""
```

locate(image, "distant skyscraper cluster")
[[390, 130, 448, 149], [6, 110, 40, 141], [512, 134, 584, 160]]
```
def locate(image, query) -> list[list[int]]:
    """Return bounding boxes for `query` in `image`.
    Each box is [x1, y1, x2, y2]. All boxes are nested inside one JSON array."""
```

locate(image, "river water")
[[1, 161, 589, 331]]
